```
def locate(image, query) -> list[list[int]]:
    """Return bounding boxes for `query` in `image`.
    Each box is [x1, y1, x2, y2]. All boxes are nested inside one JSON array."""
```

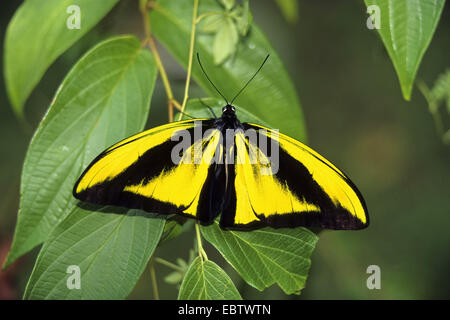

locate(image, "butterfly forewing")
[[73, 119, 224, 224]]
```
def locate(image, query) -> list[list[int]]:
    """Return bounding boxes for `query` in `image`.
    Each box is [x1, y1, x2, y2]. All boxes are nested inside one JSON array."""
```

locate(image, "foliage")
[[201, 221, 318, 295], [150, 0, 306, 139], [178, 257, 242, 299], [4, 36, 157, 268], [4, 0, 119, 118], [418, 70, 450, 145], [364, 0, 445, 101], [3, 0, 311, 299], [24, 208, 164, 299], [2, 0, 448, 300]]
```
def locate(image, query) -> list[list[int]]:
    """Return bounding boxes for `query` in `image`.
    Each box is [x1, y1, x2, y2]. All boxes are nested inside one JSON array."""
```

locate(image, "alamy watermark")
[[170, 121, 280, 175], [66, 5, 81, 29], [366, 5, 381, 30], [366, 265, 381, 290], [66, 265, 81, 290]]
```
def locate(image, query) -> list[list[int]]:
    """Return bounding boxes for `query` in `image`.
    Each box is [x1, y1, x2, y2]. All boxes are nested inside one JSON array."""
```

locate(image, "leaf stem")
[[140, 0, 178, 122], [177, 0, 207, 261], [149, 260, 160, 300], [195, 222, 208, 261], [178, 0, 200, 121], [417, 79, 446, 143], [154, 257, 184, 272], [196, 11, 223, 24]]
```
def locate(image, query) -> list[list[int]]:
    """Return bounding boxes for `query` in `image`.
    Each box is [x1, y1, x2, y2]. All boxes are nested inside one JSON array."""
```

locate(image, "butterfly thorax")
[[215, 104, 242, 131]]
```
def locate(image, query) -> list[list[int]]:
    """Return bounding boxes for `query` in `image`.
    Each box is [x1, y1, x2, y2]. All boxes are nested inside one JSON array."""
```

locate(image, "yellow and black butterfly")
[[73, 55, 369, 230]]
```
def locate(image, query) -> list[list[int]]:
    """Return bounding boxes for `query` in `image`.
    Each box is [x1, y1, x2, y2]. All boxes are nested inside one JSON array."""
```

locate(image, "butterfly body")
[[74, 105, 369, 230]]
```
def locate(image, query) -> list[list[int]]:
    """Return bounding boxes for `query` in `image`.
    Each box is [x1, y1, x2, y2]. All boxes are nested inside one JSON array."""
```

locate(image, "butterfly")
[[73, 55, 369, 230]]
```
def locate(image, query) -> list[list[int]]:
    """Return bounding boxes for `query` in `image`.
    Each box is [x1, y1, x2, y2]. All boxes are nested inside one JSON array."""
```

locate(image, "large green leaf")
[[178, 257, 242, 300], [4, 36, 157, 268], [365, 0, 445, 100], [24, 207, 164, 299], [4, 0, 119, 117], [201, 222, 318, 295], [150, 0, 306, 141]]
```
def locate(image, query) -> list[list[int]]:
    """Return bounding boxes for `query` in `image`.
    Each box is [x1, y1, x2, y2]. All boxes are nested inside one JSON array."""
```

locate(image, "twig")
[[195, 222, 208, 261], [417, 79, 446, 142], [154, 257, 185, 272], [178, 0, 200, 121], [140, 0, 179, 122], [149, 260, 160, 300]]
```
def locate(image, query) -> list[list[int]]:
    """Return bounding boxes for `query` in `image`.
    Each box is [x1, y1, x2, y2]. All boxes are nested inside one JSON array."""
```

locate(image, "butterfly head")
[[222, 104, 236, 118]]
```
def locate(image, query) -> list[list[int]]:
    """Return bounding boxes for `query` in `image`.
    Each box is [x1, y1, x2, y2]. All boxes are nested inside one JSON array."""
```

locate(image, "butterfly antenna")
[[199, 98, 218, 119], [230, 54, 270, 105], [179, 109, 196, 119], [197, 53, 229, 105]]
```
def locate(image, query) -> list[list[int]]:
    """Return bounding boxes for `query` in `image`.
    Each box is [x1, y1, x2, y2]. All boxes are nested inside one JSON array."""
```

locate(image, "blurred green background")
[[1, 0, 449, 299]]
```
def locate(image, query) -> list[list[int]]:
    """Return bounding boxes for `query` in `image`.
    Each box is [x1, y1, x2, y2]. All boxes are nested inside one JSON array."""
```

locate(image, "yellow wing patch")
[[233, 131, 320, 225], [123, 129, 222, 215], [228, 124, 368, 229], [74, 119, 223, 221], [261, 129, 367, 225], [75, 120, 199, 194]]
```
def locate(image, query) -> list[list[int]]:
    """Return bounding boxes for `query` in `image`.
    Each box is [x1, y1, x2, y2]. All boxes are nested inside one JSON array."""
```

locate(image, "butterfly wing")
[[220, 123, 369, 230], [73, 119, 225, 224]]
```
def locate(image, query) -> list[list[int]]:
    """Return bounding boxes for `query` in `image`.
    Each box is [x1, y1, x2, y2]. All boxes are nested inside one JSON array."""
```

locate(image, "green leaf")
[[4, 0, 119, 117], [150, 0, 307, 141], [161, 220, 182, 239], [235, 0, 252, 36], [213, 17, 239, 64], [165, 271, 184, 285], [178, 257, 242, 300], [274, 0, 299, 24], [4, 36, 157, 268], [431, 69, 450, 112], [24, 207, 164, 299], [200, 14, 227, 33], [220, 0, 236, 11], [365, 0, 445, 100], [159, 219, 184, 245], [201, 221, 318, 295], [159, 215, 195, 245]]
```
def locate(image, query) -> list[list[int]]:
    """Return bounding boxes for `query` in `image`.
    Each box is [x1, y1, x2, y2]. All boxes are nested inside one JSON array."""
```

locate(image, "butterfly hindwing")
[[220, 123, 369, 230], [73, 119, 224, 224]]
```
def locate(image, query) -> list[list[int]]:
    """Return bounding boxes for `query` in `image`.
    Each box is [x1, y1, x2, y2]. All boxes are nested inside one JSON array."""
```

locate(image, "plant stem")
[[144, 0, 208, 271], [178, 0, 200, 121], [154, 257, 184, 272], [172, 0, 207, 261], [172, 99, 183, 111], [177, 0, 207, 261], [417, 79, 445, 141], [149, 260, 160, 300], [195, 222, 208, 261], [140, 0, 178, 122], [196, 11, 223, 24]]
